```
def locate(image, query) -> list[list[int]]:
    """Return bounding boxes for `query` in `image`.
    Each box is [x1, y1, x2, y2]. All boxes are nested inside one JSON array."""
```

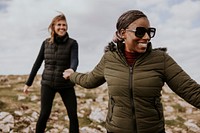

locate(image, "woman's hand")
[[23, 85, 30, 94], [63, 68, 74, 79]]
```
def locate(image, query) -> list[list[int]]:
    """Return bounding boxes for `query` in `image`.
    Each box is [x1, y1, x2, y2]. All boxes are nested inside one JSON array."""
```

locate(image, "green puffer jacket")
[[70, 43, 200, 133]]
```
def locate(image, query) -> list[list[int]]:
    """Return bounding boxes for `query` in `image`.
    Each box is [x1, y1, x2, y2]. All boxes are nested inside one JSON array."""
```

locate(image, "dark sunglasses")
[[126, 27, 156, 38]]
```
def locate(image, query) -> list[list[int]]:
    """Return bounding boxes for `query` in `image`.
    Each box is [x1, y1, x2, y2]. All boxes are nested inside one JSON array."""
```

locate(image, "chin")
[[138, 49, 147, 53]]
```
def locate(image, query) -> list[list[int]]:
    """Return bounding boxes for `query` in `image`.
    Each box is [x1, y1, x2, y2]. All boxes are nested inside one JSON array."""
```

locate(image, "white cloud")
[[0, 0, 200, 82]]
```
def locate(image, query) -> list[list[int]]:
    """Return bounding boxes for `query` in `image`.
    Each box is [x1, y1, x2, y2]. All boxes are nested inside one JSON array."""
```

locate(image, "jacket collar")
[[54, 32, 69, 44]]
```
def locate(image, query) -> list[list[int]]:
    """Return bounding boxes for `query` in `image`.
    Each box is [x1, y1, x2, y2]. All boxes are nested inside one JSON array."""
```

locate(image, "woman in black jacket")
[[23, 13, 79, 133]]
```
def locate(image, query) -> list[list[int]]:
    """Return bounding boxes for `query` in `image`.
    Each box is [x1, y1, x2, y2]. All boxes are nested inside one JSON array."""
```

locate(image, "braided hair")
[[114, 10, 147, 43]]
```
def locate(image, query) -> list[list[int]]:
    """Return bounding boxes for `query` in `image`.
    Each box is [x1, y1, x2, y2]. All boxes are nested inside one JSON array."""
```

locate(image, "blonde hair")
[[48, 13, 67, 43]]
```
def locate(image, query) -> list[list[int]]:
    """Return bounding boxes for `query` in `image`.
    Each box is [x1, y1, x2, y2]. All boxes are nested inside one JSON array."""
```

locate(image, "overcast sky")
[[0, 0, 200, 82]]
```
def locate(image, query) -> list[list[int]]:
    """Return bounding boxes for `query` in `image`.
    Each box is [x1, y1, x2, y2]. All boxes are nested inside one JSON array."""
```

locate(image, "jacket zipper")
[[117, 48, 138, 132], [129, 66, 137, 133], [52, 44, 58, 87]]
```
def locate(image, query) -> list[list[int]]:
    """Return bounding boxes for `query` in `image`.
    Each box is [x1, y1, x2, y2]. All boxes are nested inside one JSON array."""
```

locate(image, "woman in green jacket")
[[63, 10, 200, 133]]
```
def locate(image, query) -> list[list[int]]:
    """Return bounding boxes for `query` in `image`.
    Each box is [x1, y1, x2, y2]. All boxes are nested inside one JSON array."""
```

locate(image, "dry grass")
[[1, 75, 200, 132]]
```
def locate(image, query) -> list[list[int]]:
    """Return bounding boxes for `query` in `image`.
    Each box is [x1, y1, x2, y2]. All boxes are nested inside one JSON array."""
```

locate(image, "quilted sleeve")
[[164, 53, 200, 108], [69, 55, 106, 89]]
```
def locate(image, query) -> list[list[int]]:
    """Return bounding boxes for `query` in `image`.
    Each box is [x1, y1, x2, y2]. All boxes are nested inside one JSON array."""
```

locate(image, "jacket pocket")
[[108, 96, 115, 121], [154, 97, 163, 120]]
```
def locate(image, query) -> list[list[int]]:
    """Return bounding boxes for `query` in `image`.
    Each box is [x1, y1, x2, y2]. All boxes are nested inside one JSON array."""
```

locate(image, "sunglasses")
[[126, 27, 156, 38]]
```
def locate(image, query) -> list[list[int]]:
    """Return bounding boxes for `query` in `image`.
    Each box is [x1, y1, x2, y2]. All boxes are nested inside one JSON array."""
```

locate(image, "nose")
[[61, 25, 65, 28], [143, 32, 150, 40]]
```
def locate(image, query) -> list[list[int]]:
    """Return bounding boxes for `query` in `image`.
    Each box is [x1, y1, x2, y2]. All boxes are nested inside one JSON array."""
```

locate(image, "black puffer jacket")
[[26, 33, 79, 88], [70, 42, 200, 133]]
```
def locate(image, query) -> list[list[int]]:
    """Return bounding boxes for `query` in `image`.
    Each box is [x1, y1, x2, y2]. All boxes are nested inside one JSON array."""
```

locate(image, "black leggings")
[[36, 85, 79, 133]]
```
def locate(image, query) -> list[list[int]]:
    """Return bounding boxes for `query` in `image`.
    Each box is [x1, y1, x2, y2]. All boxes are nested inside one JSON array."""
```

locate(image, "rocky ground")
[[0, 75, 200, 133]]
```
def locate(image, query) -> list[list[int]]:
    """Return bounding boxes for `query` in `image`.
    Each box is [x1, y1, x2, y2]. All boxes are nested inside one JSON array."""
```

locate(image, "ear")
[[120, 29, 126, 39]]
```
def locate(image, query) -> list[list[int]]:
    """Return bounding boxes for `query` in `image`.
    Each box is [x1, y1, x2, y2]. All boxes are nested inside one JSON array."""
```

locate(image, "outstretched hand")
[[23, 85, 30, 94], [63, 68, 74, 80]]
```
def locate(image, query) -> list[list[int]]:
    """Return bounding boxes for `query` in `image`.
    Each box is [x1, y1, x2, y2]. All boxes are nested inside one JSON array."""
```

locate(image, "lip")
[[58, 30, 66, 34], [59, 29, 65, 32], [137, 42, 148, 47]]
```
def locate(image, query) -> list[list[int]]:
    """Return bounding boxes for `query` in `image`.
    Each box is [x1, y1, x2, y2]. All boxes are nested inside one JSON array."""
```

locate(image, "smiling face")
[[54, 20, 68, 37], [121, 17, 151, 53]]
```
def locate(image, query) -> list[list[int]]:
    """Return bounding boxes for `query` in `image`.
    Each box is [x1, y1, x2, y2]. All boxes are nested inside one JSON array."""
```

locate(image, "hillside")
[[0, 75, 200, 133]]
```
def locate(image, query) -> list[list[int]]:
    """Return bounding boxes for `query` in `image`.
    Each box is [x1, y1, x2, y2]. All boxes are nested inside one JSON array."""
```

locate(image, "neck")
[[125, 47, 135, 53], [124, 50, 140, 66]]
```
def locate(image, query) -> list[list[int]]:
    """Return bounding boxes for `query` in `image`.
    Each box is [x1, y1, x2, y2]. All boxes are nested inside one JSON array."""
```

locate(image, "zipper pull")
[[130, 66, 133, 74]]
